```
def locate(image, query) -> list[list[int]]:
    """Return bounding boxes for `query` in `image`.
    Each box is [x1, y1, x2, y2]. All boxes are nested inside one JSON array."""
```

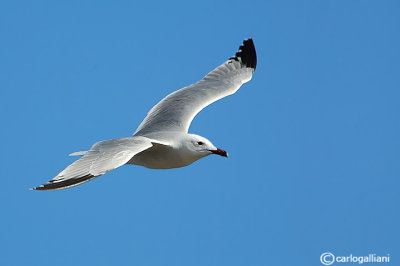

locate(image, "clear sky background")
[[1, 1, 399, 265]]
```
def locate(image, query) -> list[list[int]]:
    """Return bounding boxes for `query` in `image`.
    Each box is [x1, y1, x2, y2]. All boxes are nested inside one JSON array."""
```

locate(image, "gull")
[[32, 38, 257, 190]]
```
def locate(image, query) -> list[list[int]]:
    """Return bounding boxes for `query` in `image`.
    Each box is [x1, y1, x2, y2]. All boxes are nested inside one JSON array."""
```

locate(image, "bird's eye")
[[197, 141, 204, 145]]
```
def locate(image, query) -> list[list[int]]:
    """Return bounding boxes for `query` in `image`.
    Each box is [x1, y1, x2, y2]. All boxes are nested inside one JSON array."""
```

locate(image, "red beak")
[[211, 148, 228, 157]]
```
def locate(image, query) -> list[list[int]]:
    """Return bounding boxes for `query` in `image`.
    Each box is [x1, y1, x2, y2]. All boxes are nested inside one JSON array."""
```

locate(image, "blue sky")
[[1, 1, 399, 265]]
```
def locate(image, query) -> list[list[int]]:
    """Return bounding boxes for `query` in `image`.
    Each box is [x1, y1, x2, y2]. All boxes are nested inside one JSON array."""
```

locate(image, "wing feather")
[[134, 38, 257, 136], [32, 136, 154, 190]]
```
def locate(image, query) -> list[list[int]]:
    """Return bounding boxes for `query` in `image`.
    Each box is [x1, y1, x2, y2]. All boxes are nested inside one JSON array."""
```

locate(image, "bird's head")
[[183, 134, 228, 159]]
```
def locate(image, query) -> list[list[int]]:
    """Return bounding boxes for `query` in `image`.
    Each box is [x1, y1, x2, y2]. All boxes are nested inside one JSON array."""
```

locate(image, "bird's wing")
[[134, 38, 257, 136], [32, 136, 157, 191]]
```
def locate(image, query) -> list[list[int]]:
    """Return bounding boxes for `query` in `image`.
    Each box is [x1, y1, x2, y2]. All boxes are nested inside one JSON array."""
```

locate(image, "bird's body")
[[128, 133, 211, 169], [33, 38, 257, 190]]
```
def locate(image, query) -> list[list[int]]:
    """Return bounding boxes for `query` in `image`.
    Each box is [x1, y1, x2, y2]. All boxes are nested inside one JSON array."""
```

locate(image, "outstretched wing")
[[32, 137, 154, 191], [134, 38, 257, 136]]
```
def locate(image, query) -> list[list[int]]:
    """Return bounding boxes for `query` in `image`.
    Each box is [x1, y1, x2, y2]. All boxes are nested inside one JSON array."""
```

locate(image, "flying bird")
[[32, 38, 257, 190]]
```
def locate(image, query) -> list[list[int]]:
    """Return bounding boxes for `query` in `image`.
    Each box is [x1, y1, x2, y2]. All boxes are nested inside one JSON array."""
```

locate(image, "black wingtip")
[[31, 174, 96, 191], [230, 38, 257, 70]]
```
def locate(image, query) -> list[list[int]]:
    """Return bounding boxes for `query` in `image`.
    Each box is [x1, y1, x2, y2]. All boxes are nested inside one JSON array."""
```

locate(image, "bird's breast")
[[127, 144, 198, 169]]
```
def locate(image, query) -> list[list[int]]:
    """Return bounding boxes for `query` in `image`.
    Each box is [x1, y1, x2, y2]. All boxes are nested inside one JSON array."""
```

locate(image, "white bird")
[[33, 38, 257, 190]]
